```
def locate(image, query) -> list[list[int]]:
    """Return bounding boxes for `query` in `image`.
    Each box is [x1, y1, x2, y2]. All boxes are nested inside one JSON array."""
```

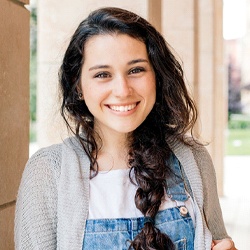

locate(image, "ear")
[[76, 84, 81, 93], [76, 85, 84, 100]]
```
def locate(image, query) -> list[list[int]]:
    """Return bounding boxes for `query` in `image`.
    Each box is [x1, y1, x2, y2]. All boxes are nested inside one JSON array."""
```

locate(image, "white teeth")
[[109, 103, 137, 112]]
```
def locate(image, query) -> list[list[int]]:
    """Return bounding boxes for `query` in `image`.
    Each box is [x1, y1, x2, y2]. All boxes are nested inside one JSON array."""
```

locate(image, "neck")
[[94, 127, 131, 171], [95, 126, 129, 153]]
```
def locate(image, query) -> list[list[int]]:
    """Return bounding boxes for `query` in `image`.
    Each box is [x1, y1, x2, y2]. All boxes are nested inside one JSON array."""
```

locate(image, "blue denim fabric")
[[83, 207, 194, 250], [166, 152, 190, 202], [83, 154, 195, 250]]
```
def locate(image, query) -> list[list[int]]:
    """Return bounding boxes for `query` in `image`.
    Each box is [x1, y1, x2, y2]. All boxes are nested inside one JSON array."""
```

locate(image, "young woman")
[[15, 7, 236, 250]]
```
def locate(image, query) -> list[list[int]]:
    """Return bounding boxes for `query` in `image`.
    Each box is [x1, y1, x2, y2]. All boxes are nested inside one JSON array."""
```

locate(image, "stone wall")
[[0, 0, 30, 249]]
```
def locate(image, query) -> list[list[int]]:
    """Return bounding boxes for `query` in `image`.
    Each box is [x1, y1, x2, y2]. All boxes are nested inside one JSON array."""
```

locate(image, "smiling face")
[[80, 34, 156, 137]]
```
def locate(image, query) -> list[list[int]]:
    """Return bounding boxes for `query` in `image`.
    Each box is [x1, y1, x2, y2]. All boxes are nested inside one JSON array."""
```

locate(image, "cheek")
[[149, 84, 157, 108], [82, 83, 94, 99], [81, 86, 93, 108], [146, 78, 156, 100], [82, 84, 106, 109]]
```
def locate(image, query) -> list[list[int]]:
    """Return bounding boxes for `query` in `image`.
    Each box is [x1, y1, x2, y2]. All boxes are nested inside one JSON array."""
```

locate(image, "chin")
[[114, 125, 139, 134]]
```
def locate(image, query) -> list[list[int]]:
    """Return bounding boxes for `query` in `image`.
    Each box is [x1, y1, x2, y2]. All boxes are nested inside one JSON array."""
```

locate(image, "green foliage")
[[30, 6, 37, 122], [226, 114, 250, 155], [228, 114, 250, 129], [226, 129, 250, 155], [29, 5, 37, 142], [29, 122, 37, 142]]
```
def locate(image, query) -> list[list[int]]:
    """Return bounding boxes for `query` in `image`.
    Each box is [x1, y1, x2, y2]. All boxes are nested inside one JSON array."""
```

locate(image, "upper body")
[[15, 7, 236, 250], [15, 136, 228, 250]]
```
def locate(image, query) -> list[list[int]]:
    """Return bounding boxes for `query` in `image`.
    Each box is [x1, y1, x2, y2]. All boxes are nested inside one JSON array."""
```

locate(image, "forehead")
[[83, 34, 148, 60], [85, 32, 144, 45]]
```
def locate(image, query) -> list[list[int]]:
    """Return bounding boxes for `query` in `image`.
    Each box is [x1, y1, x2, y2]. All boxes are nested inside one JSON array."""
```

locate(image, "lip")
[[106, 102, 140, 114]]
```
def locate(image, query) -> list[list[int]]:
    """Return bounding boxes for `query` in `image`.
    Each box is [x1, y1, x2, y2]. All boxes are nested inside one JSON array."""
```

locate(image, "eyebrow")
[[88, 58, 149, 71], [89, 65, 110, 71], [127, 58, 149, 65]]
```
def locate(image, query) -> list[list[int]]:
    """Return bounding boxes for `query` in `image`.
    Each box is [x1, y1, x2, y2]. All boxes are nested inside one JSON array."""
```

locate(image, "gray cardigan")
[[15, 137, 229, 249]]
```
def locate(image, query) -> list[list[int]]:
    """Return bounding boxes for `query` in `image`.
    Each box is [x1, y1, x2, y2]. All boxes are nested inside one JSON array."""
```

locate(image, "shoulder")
[[17, 142, 64, 202], [186, 139, 215, 179], [166, 136, 217, 195], [166, 135, 213, 171], [29, 142, 63, 163], [25, 137, 83, 176], [23, 137, 90, 183], [24, 143, 63, 179], [167, 136, 219, 198]]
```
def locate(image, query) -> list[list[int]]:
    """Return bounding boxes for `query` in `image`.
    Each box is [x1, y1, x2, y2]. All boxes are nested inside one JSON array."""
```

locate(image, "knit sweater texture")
[[15, 136, 229, 250]]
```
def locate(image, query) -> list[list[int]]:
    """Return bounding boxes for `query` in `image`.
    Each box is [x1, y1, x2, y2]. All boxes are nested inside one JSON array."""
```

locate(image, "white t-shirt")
[[88, 169, 196, 224]]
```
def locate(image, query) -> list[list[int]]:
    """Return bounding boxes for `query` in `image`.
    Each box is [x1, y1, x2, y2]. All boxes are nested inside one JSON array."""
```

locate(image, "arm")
[[192, 144, 237, 249], [15, 144, 61, 250], [191, 144, 229, 240]]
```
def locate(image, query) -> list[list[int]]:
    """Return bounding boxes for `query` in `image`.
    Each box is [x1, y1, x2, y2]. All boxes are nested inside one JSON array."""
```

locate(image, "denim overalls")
[[83, 154, 195, 250]]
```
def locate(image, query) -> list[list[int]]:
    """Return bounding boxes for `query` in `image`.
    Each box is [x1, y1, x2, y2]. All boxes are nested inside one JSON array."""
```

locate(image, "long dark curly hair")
[[59, 7, 197, 250]]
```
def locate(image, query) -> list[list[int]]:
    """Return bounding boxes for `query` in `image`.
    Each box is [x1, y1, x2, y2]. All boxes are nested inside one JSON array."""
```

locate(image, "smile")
[[109, 103, 138, 112]]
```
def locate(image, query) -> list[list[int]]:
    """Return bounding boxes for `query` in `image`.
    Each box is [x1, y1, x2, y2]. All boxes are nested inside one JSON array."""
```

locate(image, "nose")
[[112, 76, 132, 97]]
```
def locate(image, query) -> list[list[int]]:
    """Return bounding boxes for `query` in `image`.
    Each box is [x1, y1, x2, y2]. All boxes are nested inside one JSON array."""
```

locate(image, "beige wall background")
[[0, 0, 225, 248]]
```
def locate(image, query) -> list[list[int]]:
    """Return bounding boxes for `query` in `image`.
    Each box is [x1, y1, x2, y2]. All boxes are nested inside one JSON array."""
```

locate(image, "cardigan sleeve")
[[191, 144, 230, 240], [15, 144, 62, 250]]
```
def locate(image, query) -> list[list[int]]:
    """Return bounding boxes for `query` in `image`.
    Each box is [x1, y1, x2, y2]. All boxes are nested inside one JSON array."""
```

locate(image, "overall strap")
[[167, 137, 213, 249], [166, 153, 191, 202]]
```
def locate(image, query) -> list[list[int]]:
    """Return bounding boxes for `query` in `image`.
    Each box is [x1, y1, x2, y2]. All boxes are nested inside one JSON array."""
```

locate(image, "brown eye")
[[94, 72, 111, 78], [129, 67, 145, 74]]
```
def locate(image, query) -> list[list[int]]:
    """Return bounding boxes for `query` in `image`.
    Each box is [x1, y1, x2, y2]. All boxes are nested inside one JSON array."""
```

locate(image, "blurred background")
[[0, 0, 249, 249]]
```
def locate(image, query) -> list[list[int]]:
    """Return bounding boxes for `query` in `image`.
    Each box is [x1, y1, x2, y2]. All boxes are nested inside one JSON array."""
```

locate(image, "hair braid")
[[128, 114, 175, 250]]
